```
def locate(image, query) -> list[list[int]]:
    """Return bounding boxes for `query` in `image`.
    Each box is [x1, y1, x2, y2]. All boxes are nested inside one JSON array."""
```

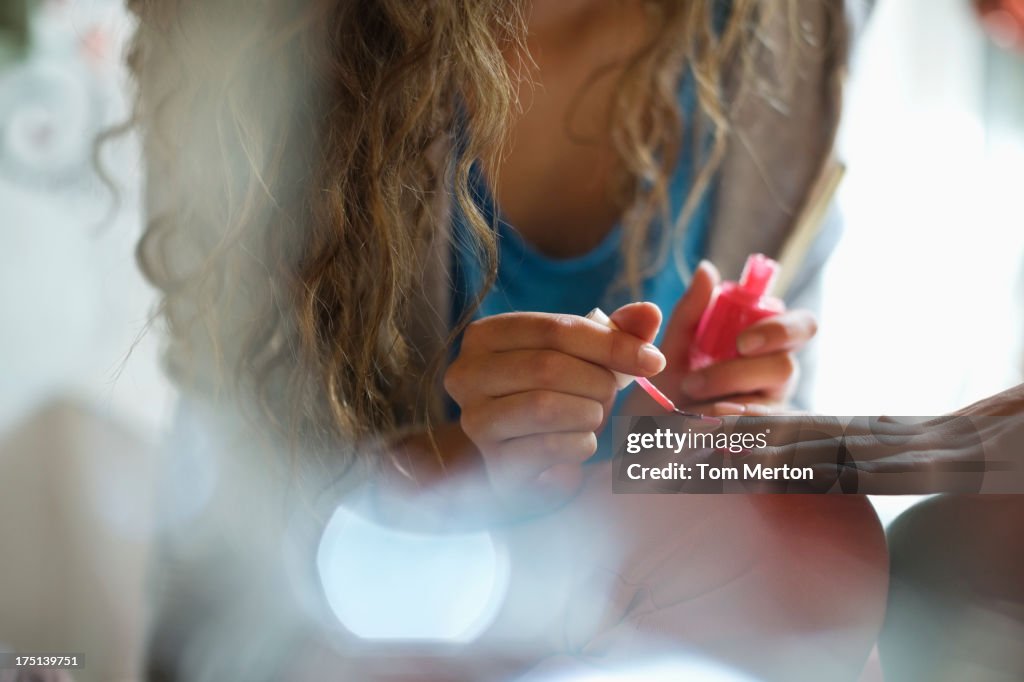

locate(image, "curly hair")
[[124, 0, 783, 471]]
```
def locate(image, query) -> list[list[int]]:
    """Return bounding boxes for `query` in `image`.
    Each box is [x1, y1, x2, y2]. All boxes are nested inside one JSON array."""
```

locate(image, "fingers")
[[446, 350, 618, 404], [728, 416, 929, 461], [608, 301, 662, 344], [680, 352, 798, 402], [703, 415, 995, 493], [810, 456, 988, 494], [736, 309, 818, 356], [447, 307, 670, 504], [687, 400, 751, 417], [460, 391, 604, 443], [660, 260, 719, 363], [685, 398, 803, 417], [461, 312, 666, 376], [489, 432, 598, 487]]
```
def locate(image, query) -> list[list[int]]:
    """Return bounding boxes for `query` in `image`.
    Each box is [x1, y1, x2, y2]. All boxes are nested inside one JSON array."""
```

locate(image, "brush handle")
[[585, 308, 715, 421]]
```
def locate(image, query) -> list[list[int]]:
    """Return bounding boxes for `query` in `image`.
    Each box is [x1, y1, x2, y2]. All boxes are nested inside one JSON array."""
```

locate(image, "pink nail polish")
[[689, 254, 785, 370], [586, 308, 716, 423]]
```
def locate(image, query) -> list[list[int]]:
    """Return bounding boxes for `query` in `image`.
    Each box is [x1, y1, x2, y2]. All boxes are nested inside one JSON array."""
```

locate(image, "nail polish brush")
[[586, 308, 718, 423]]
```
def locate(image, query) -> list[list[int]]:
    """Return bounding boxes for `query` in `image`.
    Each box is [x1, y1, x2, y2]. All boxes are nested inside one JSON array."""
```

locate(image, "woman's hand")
[[444, 303, 665, 502], [635, 260, 817, 416], [717, 383, 1024, 494]]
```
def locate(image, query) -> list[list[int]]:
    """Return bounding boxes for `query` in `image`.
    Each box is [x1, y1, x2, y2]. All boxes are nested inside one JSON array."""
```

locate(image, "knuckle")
[[461, 319, 487, 349], [602, 329, 626, 366], [443, 362, 464, 397], [532, 352, 563, 388], [530, 391, 561, 426], [541, 314, 576, 348], [537, 432, 567, 456], [606, 328, 633, 369], [583, 401, 605, 430]]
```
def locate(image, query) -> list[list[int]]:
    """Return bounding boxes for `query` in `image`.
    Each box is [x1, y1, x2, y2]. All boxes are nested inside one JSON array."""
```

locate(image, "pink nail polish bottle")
[[689, 254, 785, 370]]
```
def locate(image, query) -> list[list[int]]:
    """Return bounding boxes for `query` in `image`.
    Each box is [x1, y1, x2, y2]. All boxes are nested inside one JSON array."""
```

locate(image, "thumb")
[[660, 260, 719, 364], [608, 301, 662, 344]]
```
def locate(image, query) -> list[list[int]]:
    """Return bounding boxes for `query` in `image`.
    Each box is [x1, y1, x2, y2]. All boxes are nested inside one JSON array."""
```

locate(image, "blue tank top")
[[447, 52, 722, 445], [450, 68, 715, 334]]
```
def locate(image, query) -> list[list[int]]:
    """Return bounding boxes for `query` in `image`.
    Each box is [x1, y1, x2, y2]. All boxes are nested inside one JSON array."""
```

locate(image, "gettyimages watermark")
[[611, 414, 1024, 494]]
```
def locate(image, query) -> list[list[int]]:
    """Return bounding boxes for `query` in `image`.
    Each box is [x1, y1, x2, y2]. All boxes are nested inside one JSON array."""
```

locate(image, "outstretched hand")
[[722, 384, 1024, 494]]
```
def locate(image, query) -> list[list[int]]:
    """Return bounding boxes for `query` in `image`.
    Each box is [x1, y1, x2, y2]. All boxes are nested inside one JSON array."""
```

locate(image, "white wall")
[[815, 0, 1024, 417]]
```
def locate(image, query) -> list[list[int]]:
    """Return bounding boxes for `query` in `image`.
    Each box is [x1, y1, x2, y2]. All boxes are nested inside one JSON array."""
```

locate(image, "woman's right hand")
[[444, 303, 665, 501]]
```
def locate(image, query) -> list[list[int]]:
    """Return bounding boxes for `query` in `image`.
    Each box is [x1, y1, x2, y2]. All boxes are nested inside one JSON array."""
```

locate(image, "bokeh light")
[[317, 505, 509, 642]]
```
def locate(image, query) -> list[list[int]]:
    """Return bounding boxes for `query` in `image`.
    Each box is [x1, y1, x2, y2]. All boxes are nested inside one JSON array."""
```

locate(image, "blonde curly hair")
[[124, 0, 783, 468]]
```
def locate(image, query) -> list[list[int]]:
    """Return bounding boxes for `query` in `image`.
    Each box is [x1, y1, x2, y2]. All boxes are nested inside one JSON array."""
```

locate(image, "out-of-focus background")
[[815, 0, 1024, 525], [0, 0, 1021, 680], [1, 2, 165, 679]]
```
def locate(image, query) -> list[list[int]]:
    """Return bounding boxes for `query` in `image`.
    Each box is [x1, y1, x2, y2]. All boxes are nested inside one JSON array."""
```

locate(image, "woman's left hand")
[[623, 261, 818, 416]]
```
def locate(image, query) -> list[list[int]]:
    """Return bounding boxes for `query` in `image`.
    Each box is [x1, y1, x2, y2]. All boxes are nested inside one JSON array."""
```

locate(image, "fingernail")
[[742, 403, 771, 417], [714, 402, 747, 415], [681, 372, 705, 396], [638, 343, 666, 373], [697, 259, 720, 279], [737, 333, 764, 355]]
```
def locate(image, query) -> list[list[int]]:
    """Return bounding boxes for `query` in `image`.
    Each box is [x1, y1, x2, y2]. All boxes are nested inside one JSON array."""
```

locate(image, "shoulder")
[[707, 0, 853, 280]]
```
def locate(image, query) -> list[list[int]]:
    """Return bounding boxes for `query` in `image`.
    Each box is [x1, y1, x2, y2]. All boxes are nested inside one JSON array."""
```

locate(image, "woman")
[[130, 1, 887, 680]]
